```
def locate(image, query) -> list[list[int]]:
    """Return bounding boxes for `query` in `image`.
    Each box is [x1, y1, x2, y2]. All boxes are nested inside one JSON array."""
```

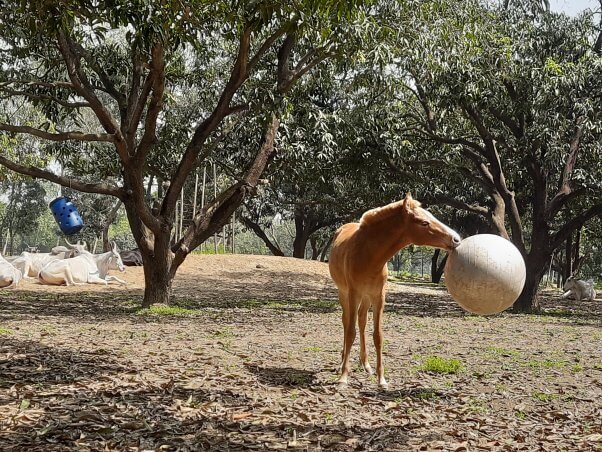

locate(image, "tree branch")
[[161, 24, 254, 219], [56, 30, 129, 160], [551, 203, 602, 250], [70, 40, 127, 109], [171, 116, 280, 265], [0, 155, 124, 198], [240, 214, 284, 256], [133, 43, 165, 163], [547, 122, 584, 218], [0, 87, 90, 109], [0, 123, 114, 142]]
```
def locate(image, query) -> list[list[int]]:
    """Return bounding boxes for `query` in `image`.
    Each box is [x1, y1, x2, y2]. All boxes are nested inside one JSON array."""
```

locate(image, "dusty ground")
[[0, 254, 600, 451]]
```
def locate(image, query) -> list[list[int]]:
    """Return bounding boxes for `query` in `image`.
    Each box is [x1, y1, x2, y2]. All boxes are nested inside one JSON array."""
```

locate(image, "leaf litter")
[[0, 254, 600, 450]]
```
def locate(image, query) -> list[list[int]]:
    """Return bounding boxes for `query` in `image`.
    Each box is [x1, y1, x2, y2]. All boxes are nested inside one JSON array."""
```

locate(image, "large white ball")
[[444, 234, 526, 315]]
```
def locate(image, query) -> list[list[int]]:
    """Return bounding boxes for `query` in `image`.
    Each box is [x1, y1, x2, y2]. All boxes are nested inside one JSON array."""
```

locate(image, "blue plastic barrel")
[[49, 196, 84, 235]]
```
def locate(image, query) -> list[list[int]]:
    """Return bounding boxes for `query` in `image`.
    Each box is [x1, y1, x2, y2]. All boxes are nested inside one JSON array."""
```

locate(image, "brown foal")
[[329, 194, 461, 387]]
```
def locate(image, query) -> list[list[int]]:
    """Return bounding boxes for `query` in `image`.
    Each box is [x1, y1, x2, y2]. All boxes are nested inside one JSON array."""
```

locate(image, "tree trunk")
[[292, 206, 312, 259], [140, 243, 174, 308], [563, 233, 573, 282], [142, 261, 173, 307], [513, 252, 548, 313], [431, 249, 448, 283], [310, 237, 319, 260], [292, 234, 309, 259]]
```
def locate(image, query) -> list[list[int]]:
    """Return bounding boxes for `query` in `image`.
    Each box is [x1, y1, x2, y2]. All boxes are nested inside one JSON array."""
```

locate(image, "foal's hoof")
[[337, 376, 349, 386], [378, 378, 389, 389], [362, 363, 374, 375]]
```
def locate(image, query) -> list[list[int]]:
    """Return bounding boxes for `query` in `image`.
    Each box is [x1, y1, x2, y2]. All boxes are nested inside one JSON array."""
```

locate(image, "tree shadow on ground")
[[245, 364, 317, 388], [0, 337, 130, 405], [1, 269, 600, 325], [0, 374, 414, 451]]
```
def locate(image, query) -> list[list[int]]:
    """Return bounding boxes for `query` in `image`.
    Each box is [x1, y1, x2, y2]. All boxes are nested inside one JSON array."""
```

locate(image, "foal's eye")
[[421, 220, 430, 226]]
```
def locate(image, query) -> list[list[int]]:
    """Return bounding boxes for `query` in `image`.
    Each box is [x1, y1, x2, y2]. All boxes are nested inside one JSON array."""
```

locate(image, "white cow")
[[12, 243, 85, 280], [38, 242, 126, 286], [562, 276, 597, 301], [93, 243, 127, 285], [0, 253, 22, 288]]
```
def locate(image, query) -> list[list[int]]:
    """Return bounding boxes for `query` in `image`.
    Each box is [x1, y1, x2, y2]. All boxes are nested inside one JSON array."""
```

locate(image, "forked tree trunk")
[[513, 252, 549, 313], [142, 258, 173, 307], [139, 236, 174, 308], [292, 231, 311, 259], [310, 237, 319, 260], [430, 249, 448, 284]]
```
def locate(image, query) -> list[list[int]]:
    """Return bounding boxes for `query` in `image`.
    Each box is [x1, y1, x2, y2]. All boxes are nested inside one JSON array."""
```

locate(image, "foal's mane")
[[359, 198, 421, 226]]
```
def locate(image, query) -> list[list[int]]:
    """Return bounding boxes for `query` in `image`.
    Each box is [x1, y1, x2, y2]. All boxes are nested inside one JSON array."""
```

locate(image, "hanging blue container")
[[49, 196, 84, 235]]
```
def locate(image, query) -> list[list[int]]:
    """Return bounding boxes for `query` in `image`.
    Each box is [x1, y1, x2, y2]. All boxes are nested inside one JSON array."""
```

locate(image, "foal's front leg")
[[372, 290, 387, 388], [358, 301, 373, 375]]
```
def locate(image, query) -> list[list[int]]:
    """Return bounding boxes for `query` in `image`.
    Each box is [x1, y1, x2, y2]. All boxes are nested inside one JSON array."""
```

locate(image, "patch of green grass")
[[527, 359, 566, 369], [212, 328, 235, 339], [0, 327, 13, 335], [515, 410, 527, 420], [413, 389, 439, 400], [466, 398, 489, 414], [593, 363, 602, 370], [532, 392, 558, 402], [418, 356, 463, 374], [541, 309, 575, 318], [571, 364, 584, 373], [486, 346, 520, 357], [304, 346, 322, 353], [136, 305, 197, 317]]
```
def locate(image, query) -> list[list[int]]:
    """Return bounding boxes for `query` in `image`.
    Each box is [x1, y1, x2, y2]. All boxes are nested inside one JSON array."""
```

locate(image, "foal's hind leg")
[[338, 290, 358, 385], [337, 290, 349, 374], [358, 300, 373, 375]]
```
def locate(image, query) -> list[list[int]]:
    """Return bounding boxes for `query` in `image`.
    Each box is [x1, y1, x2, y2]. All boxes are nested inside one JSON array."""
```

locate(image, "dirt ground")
[[0, 254, 600, 451]]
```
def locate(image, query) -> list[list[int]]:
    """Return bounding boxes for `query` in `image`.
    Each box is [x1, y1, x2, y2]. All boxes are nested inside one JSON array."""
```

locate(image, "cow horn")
[[64, 237, 75, 248]]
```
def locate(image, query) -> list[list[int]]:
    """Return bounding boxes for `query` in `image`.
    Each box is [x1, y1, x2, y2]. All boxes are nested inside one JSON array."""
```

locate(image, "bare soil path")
[[0, 254, 600, 451]]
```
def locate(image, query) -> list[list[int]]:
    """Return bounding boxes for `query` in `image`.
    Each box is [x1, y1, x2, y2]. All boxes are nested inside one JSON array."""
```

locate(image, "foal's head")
[[401, 194, 461, 250]]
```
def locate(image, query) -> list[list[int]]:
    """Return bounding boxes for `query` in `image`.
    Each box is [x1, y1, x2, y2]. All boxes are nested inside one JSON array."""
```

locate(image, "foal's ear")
[[402, 192, 414, 212]]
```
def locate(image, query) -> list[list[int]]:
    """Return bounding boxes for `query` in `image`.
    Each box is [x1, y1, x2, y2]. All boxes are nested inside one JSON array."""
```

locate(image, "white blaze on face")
[[424, 210, 461, 243]]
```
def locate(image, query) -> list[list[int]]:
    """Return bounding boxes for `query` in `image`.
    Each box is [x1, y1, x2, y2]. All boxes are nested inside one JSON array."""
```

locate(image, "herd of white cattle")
[[0, 241, 126, 289]]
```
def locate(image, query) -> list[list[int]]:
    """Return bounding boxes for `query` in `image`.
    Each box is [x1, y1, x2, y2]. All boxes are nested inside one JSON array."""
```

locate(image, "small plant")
[[466, 398, 489, 414], [213, 328, 235, 339], [571, 364, 584, 373], [414, 388, 439, 400], [0, 327, 13, 335], [527, 359, 566, 369], [486, 346, 520, 357], [304, 346, 322, 353], [515, 410, 527, 420], [136, 305, 197, 316], [419, 356, 463, 374], [532, 392, 558, 402]]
